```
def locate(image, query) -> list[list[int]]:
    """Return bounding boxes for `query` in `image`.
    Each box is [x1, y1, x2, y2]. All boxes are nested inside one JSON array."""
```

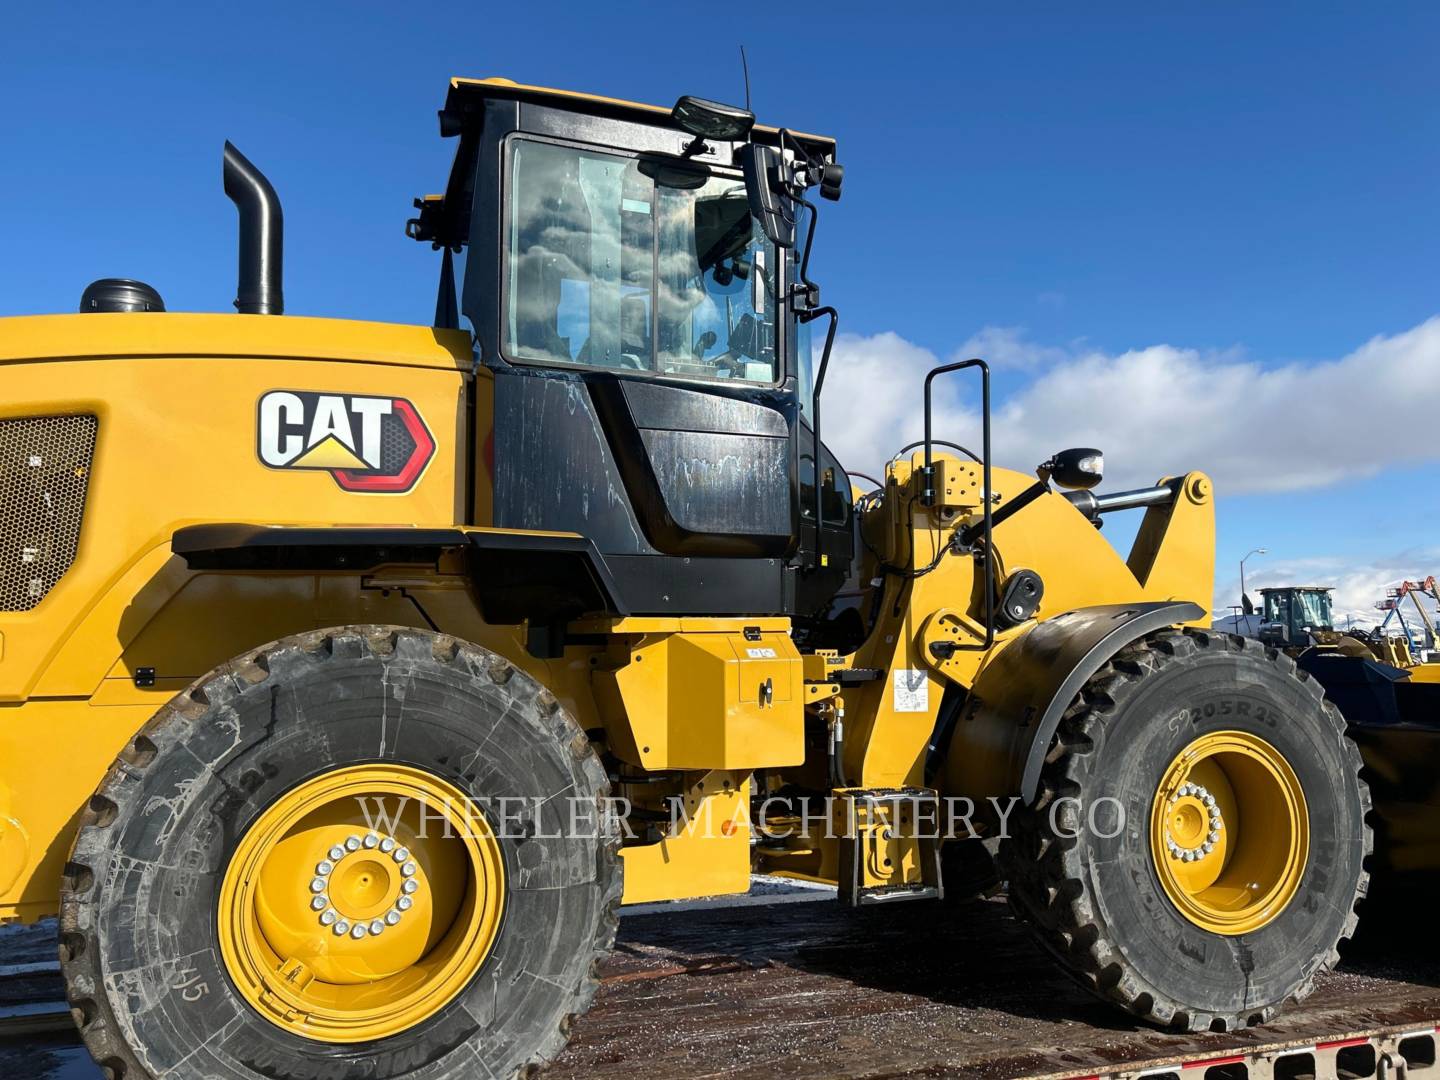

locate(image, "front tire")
[[59, 626, 620, 1079], [1000, 629, 1370, 1032]]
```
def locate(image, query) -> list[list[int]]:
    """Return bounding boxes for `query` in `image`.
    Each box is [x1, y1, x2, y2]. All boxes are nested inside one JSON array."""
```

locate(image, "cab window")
[[504, 138, 778, 384]]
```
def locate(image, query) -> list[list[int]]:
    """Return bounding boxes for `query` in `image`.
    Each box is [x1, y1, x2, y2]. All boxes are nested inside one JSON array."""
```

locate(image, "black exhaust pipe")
[[222, 141, 284, 315]]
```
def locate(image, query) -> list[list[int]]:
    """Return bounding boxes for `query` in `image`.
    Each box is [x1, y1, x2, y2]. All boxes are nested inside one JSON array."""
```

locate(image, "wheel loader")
[[0, 77, 1373, 1079]]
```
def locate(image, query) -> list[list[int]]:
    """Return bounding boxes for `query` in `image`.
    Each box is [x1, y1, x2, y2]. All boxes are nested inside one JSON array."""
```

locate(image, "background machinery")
[[1256, 585, 1345, 650], [1233, 584, 1440, 899], [1371, 576, 1440, 664], [0, 78, 1373, 1079]]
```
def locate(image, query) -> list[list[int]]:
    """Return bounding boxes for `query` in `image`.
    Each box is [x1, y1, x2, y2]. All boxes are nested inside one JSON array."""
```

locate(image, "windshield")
[[1264, 590, 1332, 631], [505, 138, 778, 384], [1296, 590, 1332, 630]]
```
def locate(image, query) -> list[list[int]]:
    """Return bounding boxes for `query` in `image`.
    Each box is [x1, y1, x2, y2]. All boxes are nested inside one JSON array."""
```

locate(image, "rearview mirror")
[[739, 144, 795, 249], [672, 96, 755, 142]]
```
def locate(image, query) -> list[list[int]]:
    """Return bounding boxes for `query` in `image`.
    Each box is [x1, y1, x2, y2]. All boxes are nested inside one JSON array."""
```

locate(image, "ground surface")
[[4, 884, 1437, 1079]]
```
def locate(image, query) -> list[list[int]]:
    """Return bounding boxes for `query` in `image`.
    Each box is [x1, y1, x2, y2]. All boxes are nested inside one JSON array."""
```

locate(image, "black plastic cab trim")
[[171, 524, 627, 622]]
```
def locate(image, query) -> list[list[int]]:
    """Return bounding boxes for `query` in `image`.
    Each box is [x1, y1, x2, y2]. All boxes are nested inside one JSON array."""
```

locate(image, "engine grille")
[[1, 415, 99, 612]]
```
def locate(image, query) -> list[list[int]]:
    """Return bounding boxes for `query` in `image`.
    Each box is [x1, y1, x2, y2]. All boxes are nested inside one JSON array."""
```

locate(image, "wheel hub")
[[1150, 730, 1308, 936], [309, 833, 421, 936], [1164, 782, 1223, 862], [219, 765, 505, 1042]]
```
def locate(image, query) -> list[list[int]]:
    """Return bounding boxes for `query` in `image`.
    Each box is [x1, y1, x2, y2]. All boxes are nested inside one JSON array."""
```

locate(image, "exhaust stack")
[[222, 141, 284, 315]]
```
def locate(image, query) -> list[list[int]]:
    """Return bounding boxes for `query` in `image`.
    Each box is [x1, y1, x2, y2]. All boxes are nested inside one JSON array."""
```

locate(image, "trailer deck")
[[4, 887, 1437, 1079]]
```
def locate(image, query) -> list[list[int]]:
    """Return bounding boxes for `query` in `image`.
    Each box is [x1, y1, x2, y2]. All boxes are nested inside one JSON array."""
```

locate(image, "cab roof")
[[1259, 586, 1335, 594], [442, 76, 837, 156]]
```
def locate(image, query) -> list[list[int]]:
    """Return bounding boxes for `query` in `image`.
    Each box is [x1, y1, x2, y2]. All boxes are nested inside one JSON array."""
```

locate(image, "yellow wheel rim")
[[218, 765, 505, 1043], [1150, 731, 1308, 936]]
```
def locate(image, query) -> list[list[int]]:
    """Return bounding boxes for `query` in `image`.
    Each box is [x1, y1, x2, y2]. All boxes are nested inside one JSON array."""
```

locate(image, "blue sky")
[[3, 3, 1437, 620]]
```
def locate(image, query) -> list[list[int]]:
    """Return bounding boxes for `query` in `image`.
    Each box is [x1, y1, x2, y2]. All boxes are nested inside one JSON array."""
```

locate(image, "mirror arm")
[[804, 304, 839, 571], [434, 246, 459, 330], [789, 193, 822, 312]]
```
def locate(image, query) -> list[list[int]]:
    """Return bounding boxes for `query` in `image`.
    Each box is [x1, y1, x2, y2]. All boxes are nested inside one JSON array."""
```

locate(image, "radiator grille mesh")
[[1, 415, 99, 612]]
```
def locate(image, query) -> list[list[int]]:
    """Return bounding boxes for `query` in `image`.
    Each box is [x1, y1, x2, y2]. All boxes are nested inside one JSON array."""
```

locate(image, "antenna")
[[740, 45, 751, 112]]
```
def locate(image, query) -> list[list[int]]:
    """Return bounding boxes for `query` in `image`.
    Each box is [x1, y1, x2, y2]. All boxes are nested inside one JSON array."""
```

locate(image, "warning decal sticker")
[[893, 669, 930, 713]]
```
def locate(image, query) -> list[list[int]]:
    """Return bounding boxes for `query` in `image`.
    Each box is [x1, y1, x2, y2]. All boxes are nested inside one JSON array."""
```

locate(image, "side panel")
[[594, 627, 803, 769], [489, 370, 800, 615], [0, 697, 156, 922], [0, 349, 468, 703], [618, 772, 751, 904], [0, 326, 470, 920], [491, 371, 651, 553], [599, 379, 794, 556]]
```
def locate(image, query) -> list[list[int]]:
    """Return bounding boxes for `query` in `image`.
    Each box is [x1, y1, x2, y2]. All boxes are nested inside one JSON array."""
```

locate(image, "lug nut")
[[385, 910, 401, 926], [363, 833, 380, 849], [309, 877, 327, 893], [369, 919, 385, 936], [401, 862, 417, 878], [316, 860, 334, 876], [397, 895, 413, 911], [334, 920, 350, 936], [311, 895, 328, 911], [329, 845, 345, 861], [320, 909, 338, 926], [345, 835, 361, 852], [393, 847, 410, 863], [380, 838, 396, 853], [350, 924, 367, 939], [402, 879, 419, 895]]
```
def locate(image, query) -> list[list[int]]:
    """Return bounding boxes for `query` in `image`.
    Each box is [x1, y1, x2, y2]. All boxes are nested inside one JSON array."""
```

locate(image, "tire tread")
[[1000, 628, 1372, 1033], [59, 625, 619, 1080]]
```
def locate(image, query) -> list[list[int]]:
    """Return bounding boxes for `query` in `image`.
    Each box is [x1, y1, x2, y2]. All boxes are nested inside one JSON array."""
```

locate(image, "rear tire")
[[59, 626, 620, 1079], [999, 628, 1370, 1032]]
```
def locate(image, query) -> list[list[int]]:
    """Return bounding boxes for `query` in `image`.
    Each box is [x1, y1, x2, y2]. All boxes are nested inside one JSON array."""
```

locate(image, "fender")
[[945, 600, 1204, 806], [171, 522, 626, 623]]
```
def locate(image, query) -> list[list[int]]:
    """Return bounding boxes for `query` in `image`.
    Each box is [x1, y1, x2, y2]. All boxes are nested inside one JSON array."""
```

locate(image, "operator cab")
[[1258, 586, 1335, 648], [411, 78, 851, 620]]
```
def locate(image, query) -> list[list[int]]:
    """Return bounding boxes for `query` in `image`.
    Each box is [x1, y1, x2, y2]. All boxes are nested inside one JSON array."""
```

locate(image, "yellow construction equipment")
[[0, 78, 1372, 1079]]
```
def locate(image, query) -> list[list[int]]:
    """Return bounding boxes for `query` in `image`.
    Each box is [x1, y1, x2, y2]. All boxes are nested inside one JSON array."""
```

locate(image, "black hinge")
[[134, 667, 156, 688]]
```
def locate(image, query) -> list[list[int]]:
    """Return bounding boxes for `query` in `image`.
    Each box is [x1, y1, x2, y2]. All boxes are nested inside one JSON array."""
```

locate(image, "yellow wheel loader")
[[0, 78, 1371, 1079]]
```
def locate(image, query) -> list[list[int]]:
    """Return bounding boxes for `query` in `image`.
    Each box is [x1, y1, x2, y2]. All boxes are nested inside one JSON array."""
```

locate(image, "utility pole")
[[1240, 548, 1268, 610]]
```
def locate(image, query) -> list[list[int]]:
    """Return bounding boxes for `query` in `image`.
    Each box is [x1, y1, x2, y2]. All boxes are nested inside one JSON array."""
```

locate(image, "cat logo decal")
[[256, 390, 435, 493]]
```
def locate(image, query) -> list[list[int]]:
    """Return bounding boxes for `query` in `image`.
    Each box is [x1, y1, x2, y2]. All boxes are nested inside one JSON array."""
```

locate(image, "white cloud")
[[823, 317, 1440, 496]]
